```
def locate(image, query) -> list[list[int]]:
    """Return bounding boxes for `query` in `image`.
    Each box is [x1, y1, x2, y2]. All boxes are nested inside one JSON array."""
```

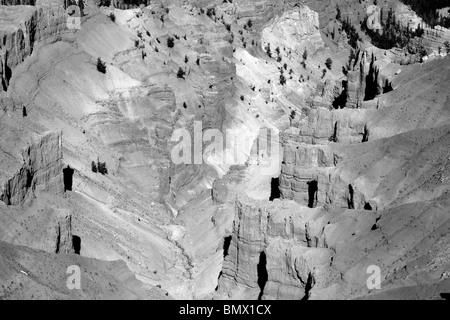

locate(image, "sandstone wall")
[[261, 6, 324, 55], [217, 196, 331, 300], [0, 130, 64, 205], [0, 3, 71, 92]]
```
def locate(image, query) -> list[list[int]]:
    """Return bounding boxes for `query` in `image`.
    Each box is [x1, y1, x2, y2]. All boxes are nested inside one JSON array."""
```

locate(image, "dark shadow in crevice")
[[307, 180, 318, 208], [72, 235, 81, 255], [348, 184, 355, 209], [362, 124, 369, 143], [269, 177, 280, 201], [63, 166, 74, 191], [301, 272, 314, 300], [26, 169, 33, 189], [364, 54, 378, 101], [257, 251, 268, 300], [223, 236, 232, 258], [364, 203, 372, 211], [329, 122, 338, 143], [215, 271, 223, 291], [1, 64, 11, 92], [332, 80, 348, 109], [383, 79, 393, 94]]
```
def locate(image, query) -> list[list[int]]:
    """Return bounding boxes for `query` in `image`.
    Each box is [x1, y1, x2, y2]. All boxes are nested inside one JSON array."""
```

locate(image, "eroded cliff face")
[[217, 196, 324, 300], [0, 130, 74, 255], [217, 175, 450, 300], [0, 2, 69, 92], [0, 0, 241, 299], [345, 49, 397, 108], [0, 130, 64, 205], [214, 0, 450, 300], [261, 6, 324, 55], [1, 0, 450, 300]]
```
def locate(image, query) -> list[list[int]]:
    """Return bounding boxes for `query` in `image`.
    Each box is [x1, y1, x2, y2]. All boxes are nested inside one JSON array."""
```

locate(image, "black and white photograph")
[[0, 0, 449, 310]]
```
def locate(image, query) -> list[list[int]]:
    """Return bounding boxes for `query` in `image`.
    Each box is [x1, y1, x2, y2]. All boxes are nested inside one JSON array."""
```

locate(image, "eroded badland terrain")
[[0, 0, 449, 300]]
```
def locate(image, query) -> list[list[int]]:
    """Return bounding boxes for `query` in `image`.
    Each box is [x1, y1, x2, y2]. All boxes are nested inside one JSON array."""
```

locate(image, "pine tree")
[[325, 58, 333, 70], [177, 67, 186, 79], [91, 161, 97, 173], [96, 58, 107, 74]]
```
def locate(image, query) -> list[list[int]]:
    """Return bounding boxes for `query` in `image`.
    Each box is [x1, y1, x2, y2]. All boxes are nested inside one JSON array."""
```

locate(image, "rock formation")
[[0, 130, 64, 205], [0, 0, 449, 301]]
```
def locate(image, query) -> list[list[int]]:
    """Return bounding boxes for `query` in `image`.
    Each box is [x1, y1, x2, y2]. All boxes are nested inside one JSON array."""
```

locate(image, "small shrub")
[[265, 44, 272, 58], [206, 8, 215, 18], [325, 58, 333, 70], [97, 161, 108, 175], [167, 37, 174, 48], [290, 110, 296, 120], [108, 12, 115, 22], [177, 67, 186, 79], [91, 161, 97, 173], [96, 57, 106, 74]]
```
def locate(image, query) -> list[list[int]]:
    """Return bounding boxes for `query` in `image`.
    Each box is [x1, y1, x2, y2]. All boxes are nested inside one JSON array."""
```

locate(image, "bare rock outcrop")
[[0, 130, 64, 205], [286, 107, 372, 145], [346, 49, 395, 108], [216, 196, 329, 300], [0, 240, 169, 299], [55, 213, 74, 254], [0, 2, 70, 92], [261, 6, 324, 55]]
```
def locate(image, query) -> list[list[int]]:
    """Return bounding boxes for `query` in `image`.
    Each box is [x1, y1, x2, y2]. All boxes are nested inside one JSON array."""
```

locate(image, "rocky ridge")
[[0, 0, 449, 300]]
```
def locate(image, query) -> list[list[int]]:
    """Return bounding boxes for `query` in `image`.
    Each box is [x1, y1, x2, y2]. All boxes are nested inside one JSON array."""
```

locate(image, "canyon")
[[0, 0, 449, 300]]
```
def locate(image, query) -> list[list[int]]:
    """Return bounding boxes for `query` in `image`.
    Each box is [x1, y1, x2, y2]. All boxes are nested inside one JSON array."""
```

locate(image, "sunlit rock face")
[[0, 131, 64, 205], [261, 6, 324, 55], [1, 0, 450, 300], [216, 196, 320, 300], [0, 2, 69, 93]]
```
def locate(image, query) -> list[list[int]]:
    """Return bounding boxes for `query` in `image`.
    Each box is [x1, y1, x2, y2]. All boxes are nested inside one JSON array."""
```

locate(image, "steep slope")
[[0, 240, 169, 299], [0, 0, 449, 300]]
